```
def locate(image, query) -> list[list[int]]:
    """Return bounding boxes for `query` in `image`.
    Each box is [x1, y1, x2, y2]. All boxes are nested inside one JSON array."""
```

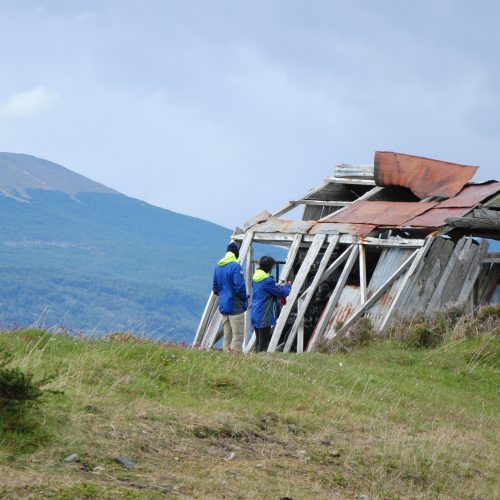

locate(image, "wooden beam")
[[193, 292, 217, 347], [235, 231, 426, 248], [289, 199, 352, 207], [318, 186, 383, 222], [267, 234, 327, 352], [306, 245, 359, 352], [359, 244, 367, 304], [284, 236, 340, 352], [296, 297, 305, 353], [337, 250, 418, 336], [323, 176, 376, 186], [446, 217, 500, 231], [333, 163, 374, 179], [484, 253, 500, 264], [456, 240, 490, 305]]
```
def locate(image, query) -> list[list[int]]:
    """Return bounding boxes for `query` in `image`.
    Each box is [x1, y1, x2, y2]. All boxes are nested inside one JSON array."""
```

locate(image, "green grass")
[[0, 326, 498, 499]]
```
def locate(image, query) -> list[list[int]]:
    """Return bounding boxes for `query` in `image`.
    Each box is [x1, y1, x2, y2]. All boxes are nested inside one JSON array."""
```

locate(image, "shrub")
[[317, 318, 375, 353]]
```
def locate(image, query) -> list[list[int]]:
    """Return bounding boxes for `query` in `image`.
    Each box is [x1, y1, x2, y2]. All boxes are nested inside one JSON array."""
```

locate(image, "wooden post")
[[359, 243, 367, 305], [306, 245, 359, 352], [267, 234, 326, 352], [296, 297, 305, 353], [283, 236, 339, 352]]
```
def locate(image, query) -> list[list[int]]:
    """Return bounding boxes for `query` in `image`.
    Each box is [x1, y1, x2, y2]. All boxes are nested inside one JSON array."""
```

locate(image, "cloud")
[[0, 86, 59, 119]]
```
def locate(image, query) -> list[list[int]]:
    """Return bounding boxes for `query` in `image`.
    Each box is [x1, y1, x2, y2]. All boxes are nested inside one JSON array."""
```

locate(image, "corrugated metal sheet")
[[323, 201, 438, 226], [436, 182, 500, 208], [405, 182, 500, 227], [364, 248, 414, 327], [309, 222, 377, 236], [404, 207, 471, 228], [324, 285, 360, 339], [374, 151, 478, 199]]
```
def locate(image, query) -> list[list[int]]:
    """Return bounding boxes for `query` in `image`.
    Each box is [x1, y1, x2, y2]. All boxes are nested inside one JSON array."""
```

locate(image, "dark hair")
[[259, 256, 275, 274], [226, 242, 239, 258]]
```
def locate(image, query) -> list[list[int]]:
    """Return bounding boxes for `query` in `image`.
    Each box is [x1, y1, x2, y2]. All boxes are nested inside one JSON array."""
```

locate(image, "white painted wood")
[[193, 292, 217, 347], [243, 245, 254, 349], [359, 244, 367, 305], [296, 297, 305, 353], [267, 234, 327, 352], [323, 177, 376, 186], [283, 236, 339, 352], [289, 199, 352, 207], [306, 245, 359, 352]]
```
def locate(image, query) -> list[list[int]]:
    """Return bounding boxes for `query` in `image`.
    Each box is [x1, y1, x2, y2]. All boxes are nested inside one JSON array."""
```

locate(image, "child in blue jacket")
[[251, 256, 291, 352]]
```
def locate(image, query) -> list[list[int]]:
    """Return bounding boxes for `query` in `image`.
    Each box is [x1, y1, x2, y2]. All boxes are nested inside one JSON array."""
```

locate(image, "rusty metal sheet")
[[253, 218, 315, 234], [374, 151, 478, 199], [436, 182, 500, 208], [404, 207, 471, 227], [323, 201, 438, 226], [309, 222, 377, 237]]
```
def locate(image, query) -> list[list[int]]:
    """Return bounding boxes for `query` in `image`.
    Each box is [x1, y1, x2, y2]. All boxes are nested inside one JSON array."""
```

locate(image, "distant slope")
[[0, 153, 233, 341]]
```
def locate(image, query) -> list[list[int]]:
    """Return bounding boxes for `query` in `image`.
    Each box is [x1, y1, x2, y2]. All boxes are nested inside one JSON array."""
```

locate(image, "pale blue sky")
[[0, 1, 499, 227]]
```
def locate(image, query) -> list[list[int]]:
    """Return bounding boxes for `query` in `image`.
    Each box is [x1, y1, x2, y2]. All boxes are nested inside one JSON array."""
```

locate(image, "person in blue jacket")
[[251, 256, 291, 352], [213, 242, 247, 353]]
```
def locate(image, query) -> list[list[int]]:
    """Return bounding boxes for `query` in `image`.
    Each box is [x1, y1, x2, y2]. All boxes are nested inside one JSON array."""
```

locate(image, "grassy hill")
[[0, 309, 498, 498]]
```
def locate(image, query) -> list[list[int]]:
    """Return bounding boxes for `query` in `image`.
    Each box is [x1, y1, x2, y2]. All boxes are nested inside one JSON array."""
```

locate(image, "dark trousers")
[[255, 326, 272, 352]]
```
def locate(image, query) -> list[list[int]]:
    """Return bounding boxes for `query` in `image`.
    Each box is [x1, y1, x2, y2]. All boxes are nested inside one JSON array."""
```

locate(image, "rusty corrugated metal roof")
[[436, 182, 500, 208], [404, 182, 500, 227], [323, 201, 438, 226], [403, 208, 471, 228], [374, 151, 478, 199]]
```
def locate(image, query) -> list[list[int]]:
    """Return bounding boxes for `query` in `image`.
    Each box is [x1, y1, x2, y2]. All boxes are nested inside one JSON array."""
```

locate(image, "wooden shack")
[[193, 152, 500, 353]]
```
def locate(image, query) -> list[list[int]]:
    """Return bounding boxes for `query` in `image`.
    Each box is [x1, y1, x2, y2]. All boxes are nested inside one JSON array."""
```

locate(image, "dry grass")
[[0, 320, 499, 499]]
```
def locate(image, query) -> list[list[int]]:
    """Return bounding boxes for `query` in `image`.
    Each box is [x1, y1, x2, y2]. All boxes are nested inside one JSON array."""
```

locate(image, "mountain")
[[0, 152, 234, 341]]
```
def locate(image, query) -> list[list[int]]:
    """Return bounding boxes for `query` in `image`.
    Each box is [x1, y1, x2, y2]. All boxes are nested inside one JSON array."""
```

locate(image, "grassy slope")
[[0, 329, 498, 499]]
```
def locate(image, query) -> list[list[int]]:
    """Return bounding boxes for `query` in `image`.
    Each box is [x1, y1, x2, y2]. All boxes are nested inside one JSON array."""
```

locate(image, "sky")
[[0, 1, 499, 228]]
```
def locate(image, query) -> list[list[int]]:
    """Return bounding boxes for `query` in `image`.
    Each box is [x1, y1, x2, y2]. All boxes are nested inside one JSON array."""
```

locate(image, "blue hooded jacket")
[[251, 269, 291, 328], [213, 252, 248, 315]]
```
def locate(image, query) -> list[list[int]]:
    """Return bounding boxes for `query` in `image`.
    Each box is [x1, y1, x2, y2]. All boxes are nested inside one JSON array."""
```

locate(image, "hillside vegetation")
[[0, 309, 498, 499]]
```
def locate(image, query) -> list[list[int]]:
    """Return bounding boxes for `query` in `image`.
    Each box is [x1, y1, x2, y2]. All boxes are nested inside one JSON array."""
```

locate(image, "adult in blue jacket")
[[251, 256, 291, 352], [213, 242, 247, 352]]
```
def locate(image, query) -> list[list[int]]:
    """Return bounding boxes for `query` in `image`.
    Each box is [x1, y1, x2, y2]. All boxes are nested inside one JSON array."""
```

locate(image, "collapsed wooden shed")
[[193, 151, 500, 353]]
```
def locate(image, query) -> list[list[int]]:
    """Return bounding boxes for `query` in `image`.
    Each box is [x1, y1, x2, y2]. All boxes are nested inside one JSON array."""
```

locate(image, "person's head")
[[259, 255, 276, 274], [226, 242, 239, 259]]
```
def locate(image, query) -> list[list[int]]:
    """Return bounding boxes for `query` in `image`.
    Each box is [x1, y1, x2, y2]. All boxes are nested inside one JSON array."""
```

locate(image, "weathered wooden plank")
[[290, 199, 352, 207], [243, 245, 254, 348], [235, 231, 426, 248], [472, 208, 500, 220], [306, 245, 359, 352], [296, 296, 305, 353], [283, 236, 339, 352], [456, 240, 490, 305], [446, 217, 500, 231], [478, 263, 500, 304], [401, 238, 455, 316], [425, 238, 469, 314], [334, 164, 374, 179], [359, 244, 367, 304], [323, 176, 376, 186], [484, 253, 500, 263], [193, 292, 218, 347], [379, 239, 433, 330], [267, 234, 327, 352], [336, 251, 418, 336]]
